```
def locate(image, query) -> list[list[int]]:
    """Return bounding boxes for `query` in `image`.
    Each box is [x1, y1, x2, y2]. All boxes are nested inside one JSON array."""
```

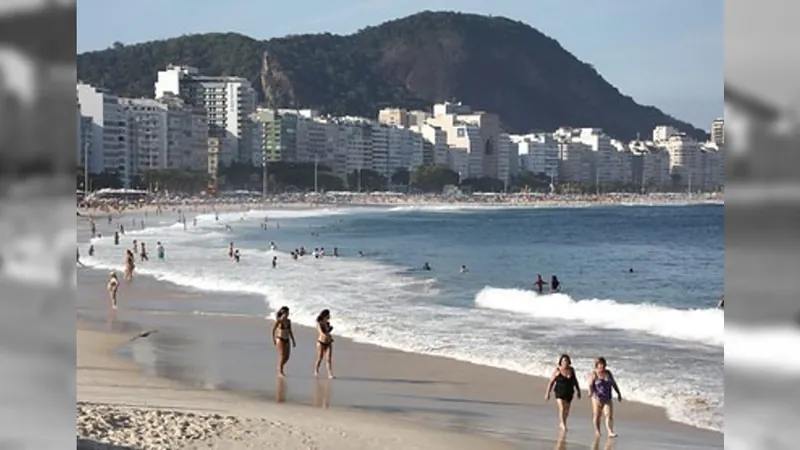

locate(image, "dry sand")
[[76, 326, 514, 450]]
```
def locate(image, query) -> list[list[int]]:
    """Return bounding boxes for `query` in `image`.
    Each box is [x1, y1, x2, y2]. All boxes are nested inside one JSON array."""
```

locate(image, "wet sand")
[[77, 210, 723, 449]]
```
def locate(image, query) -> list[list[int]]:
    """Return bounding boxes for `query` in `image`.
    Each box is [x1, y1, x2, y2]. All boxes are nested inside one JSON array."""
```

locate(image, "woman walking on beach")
[[588, 357, 622, 437], [272, 306, 296, 377], [545, 354, 581, 431], [107, 271, 119, 309], [314, 309, 335, 378]]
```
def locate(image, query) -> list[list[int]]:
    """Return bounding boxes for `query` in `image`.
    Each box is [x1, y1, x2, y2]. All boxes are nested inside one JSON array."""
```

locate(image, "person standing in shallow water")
[[545, 354, 581, 432], [588, 357, 622, 437], [271, 306, 296, 377], [314, 309, 335, 378]]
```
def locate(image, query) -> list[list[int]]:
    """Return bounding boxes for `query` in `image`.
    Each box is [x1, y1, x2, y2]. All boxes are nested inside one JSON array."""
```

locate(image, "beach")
[[76, 204, 723, 449]]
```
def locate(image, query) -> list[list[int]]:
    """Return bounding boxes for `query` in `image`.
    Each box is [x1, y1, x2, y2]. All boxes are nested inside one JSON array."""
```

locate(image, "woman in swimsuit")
[[588, 356, 622, 437], [313, 309, 335, 378], [545, 354, 581, 431], [123, 249, 135, 281], [107, 271, 119, 309], [271, 306, 296, 377]]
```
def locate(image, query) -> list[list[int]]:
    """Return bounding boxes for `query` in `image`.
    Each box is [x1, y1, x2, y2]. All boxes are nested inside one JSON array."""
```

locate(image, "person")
[[717, 295, 724, 309], [271, 306, 296, 377], [114, 231, 120, 246], [107, 271, 119, 309], [140, 242, 149, 262], [314, 309, 335, 379], [272, 256, 278, 269], [588, 357, 622, 437], [228, 242, 234, 259], [422, 262, 431, 271], [533, 274, 545, 294], [124, 249, 135, 281], [333, 247, 339, 257], [156, 241, 165, 260], [233, 249, 240, 263], [550, 275, 561, 293], [545, 354, 581, 431], [132, 240, 139, 255], [460, 264, 468, 273], [88, 244, 95, 257]]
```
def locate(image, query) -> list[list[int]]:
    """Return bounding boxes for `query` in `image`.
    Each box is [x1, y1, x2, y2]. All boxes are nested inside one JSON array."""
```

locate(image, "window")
[[457, 128, 465, 137]]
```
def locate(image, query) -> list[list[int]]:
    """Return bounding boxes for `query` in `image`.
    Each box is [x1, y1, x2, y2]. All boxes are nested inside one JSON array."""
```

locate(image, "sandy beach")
[[76, 207, 723, 449]]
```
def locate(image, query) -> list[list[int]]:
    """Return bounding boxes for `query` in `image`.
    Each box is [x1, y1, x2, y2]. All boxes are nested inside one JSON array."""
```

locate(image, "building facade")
[[77, 82, 130, 185], [155, 65, 257, 166]]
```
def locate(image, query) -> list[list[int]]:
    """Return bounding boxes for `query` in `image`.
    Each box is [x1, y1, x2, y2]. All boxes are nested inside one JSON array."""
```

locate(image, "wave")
[[387, 204, 513, 213], [725, 325, 800, 375], [474, 287, 723, 346]]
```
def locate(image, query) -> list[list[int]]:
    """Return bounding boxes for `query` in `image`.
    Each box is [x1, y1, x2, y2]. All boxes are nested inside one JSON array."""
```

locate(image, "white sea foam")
[[474, 287, 724, 346], [81, 209, 722, 432]]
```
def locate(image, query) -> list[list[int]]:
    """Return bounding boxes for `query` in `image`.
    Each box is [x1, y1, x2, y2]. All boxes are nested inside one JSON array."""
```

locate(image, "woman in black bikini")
[[314, 309, 335, 378], [545, 354, 581, 431], [271, 306, 296, 377]]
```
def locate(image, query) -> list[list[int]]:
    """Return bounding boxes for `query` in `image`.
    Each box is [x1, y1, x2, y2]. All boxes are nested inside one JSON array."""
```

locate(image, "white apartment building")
[[652, 125, 679, 143], [664, 133, 701, 187], [710, 118, 724, 146], [628, 140, 671, 190], [77, 82, 130, 185], [511, 133, 559, 179], [120, 95, 209, 175], [699, 142, 725, 191], [155, 65, 256, 166], [411, 123, 448, 166], [556, 135, 594, 185], [573, 128, 622, 185]]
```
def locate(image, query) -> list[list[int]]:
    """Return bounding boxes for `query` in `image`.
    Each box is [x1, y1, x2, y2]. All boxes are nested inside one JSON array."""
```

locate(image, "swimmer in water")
[[333, 247, 339, 257], [228, 242, 234, 259], [156, 241, 165, 260], [272, 256, 277, 269], [233, 249, 241, 263], [533, 274, 545, 294], [358, 251, 364, 257], [460, 265, 468, 273], [550, 275, 561, 293], [628, 268, 634, 273], [422, 262, 431, 271]]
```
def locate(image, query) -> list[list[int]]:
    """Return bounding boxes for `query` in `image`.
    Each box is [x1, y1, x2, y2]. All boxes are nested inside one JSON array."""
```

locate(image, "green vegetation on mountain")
[[77, 11, 706, 140]]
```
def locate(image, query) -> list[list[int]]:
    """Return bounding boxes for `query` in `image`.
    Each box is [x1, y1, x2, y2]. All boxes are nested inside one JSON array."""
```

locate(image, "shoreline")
[[76, 207, 722, 449]]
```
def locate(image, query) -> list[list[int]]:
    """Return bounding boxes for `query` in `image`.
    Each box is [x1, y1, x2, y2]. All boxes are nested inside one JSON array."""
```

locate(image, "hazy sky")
[[77, 0, 722, 130]]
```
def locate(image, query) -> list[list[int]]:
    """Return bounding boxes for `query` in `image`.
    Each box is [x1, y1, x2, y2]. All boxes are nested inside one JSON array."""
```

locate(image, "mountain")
[[76, 11, 707, 141]]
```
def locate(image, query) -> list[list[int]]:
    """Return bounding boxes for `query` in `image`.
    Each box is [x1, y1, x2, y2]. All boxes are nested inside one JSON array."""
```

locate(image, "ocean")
[[85, 203, 724, 432]]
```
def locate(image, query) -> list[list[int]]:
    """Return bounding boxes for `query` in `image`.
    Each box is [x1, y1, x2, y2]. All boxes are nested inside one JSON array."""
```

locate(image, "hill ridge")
[[77, 10, 706, 141]]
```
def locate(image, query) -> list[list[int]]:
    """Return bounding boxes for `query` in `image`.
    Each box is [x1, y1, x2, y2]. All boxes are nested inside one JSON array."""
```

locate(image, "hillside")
[[76, 11, 706, 141]]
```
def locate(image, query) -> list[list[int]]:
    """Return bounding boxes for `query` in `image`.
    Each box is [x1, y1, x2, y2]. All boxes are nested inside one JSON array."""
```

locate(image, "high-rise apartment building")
[[155, 65, 257, 166], [120, 94, 209, 175], [77, 82, 130, 185], [711, 118, 724, 146]]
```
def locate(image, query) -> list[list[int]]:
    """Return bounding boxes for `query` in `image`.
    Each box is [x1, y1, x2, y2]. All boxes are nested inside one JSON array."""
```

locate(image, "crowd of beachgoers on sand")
[[77, 191, 722, 212]]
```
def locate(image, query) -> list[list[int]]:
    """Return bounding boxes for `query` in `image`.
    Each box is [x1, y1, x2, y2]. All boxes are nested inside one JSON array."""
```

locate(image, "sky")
[[77, 0, 722, 130]]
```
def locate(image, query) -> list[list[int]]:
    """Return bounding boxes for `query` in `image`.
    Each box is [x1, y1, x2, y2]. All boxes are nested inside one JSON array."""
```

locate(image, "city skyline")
[[76, 0, 722, 130]]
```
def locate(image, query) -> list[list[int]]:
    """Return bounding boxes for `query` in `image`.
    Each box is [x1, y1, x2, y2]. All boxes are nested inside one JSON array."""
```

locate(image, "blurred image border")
[[0, 1, 77, 449]]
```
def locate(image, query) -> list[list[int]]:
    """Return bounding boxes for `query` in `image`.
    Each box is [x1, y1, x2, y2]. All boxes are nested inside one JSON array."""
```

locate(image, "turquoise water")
[[85, 204, 724, 431]]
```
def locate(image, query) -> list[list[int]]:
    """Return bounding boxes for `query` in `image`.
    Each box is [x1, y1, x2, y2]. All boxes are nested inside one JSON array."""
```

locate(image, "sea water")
[[85, 204, 724, 432]]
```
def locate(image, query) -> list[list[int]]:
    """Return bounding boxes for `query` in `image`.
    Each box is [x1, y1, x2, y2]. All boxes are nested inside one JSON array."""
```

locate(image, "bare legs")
[[556, 399, 572, 431], [276, 339, 290, 377], [591, 398, 617, 437], [314, 343, 334, 378]]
